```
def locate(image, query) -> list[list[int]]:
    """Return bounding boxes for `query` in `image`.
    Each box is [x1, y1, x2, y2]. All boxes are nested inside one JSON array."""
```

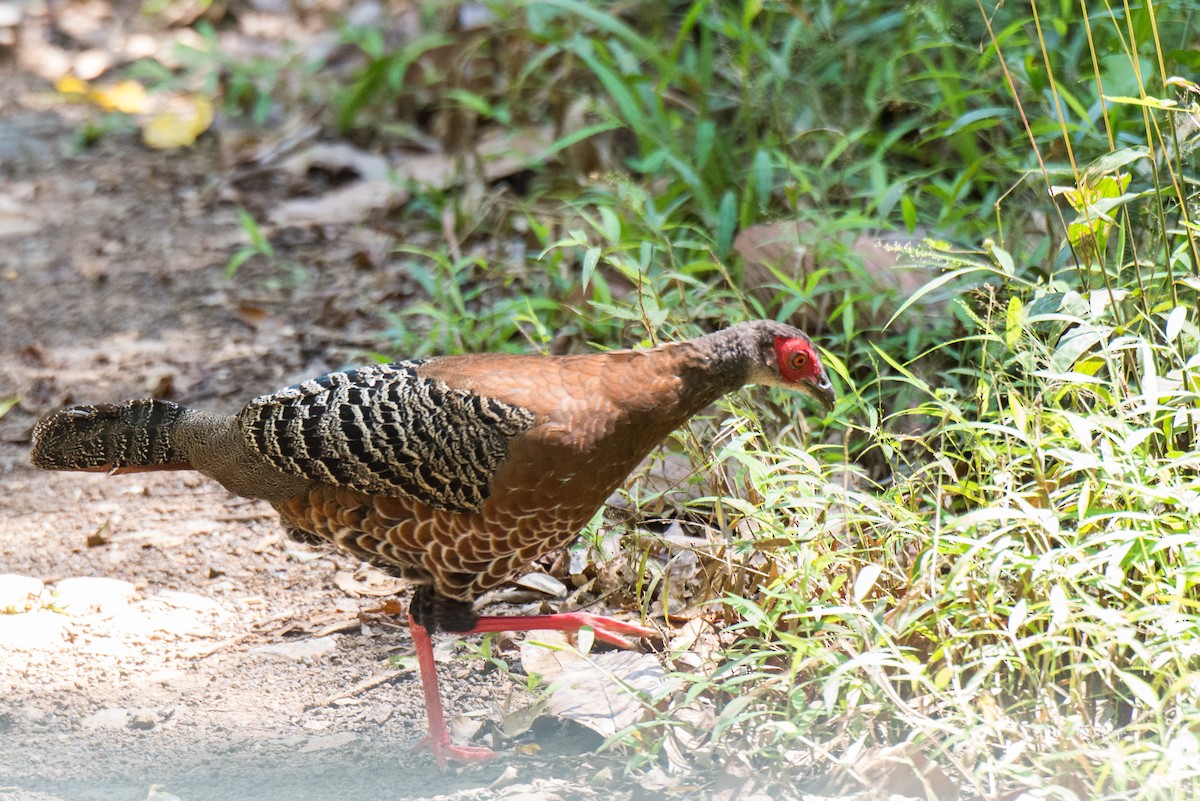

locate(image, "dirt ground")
[[0, 8, 655, 801]]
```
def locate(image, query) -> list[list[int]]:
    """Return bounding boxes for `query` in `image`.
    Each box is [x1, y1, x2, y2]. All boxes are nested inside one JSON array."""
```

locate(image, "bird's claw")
[[414, 733, 497, 767], [559, 612, 658, 648], [465, 610, 658, 649]]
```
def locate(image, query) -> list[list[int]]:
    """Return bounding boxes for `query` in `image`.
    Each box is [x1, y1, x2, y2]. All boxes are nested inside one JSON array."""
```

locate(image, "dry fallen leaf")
[[232, 302, 273, 330], [542, 650, 678, 739], [54, 76, 148, 113], [0, 193, 42, 238], [279, 142, 392, 182], [363, 598, 405, 617], [54, 75, 91, 99], [86, 520, 112, 547], [142, 96, 214, 149], [818, 742, 961, 801], [520, 630, 577, 681], [735, 220, 937, 332], [266, 134, 557, 229], [91, 79, 148, 113], [268, 180, 406, 227], [860, 745, 959, 800], [333, 567, 408, 597], [514, 571, 568, 598], [476, 125, 555, 181]]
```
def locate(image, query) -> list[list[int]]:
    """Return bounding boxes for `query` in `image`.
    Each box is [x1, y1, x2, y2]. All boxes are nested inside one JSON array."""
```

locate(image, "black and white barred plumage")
[[235, 362, 537, 514], [30, 399, 191, 471]]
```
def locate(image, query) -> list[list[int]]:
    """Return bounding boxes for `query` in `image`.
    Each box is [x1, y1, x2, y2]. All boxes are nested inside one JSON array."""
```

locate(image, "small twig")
[[188, 612, 301, 659], [308, 669, 409, 710], [188, 633, 256, 660]]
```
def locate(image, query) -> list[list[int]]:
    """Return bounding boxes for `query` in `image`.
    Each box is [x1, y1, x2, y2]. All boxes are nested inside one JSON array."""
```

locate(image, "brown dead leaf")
[[217, 122, 321, 173], [476, 125, 555, 181], [487, 765, 522, 791], [86, 520, 112, 548], [514, 571, 568, 598], [278, 142, 464, 189], [735, 220, 937, 333], [392, 151, 464, 187], [826, 743, 960, 801], [542, 650, 678, 739], [519, 630, 577, 681], [270, 143, 408, 225], [233, 302, 272, 329], [266, 129, 559, 229], [271, 607, 359, 638], [269, 180, 407, 228], [661, 699, 715, 770], [363, 598, 405, 617], [712, 756, 776, 801], [333, 568, 408, 597], [448, 713, 485, 747], [279, 142, 392, 182]]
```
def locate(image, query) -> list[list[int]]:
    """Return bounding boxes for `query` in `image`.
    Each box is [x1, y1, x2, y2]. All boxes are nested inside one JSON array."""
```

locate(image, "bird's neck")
[[663, 328, 757, 418]]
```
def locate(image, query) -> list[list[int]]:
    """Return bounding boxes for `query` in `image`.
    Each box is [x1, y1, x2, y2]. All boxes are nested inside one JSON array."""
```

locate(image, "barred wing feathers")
[[235, 362, 537, 514]]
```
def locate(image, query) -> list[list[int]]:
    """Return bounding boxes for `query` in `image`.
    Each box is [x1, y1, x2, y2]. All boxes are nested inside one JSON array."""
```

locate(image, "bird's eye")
[[788, 352, 808, 371]]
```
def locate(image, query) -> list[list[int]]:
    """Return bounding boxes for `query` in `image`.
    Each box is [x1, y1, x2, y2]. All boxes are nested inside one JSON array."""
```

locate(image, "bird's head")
[[738, 321, 837, 412]]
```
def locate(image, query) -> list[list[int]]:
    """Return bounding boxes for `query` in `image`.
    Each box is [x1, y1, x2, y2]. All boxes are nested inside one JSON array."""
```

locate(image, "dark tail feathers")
[[31, 399, 192, 471]]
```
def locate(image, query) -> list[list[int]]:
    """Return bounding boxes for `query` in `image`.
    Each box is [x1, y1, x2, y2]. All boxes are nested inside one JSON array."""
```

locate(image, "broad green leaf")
[[581, 247, 601, 289], [1009, 393, 1027, 435], [1118, 670, 1160, 708], [988, 243, 1015, 277], [1086, 146, 1150, 174], [1103, 94, 1178, 110], [694, 119, 715, 170], [1005, 296, 1024, 350], [1050, 327, 1105, 373], [715, 190, 737, 258], [901, 195, 917, 232], [752, 149, 773, 211]]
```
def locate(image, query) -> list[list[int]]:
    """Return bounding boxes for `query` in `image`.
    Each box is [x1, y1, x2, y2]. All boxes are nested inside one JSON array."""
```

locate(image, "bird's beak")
[[805, 375, 837, 412]]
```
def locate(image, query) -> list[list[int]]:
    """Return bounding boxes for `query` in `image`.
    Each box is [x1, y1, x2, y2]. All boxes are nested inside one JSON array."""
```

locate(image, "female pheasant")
[[31, 320, 835, 765]]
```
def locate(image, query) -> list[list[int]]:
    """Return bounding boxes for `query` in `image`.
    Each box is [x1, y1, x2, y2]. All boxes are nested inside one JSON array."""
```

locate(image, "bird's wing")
[[235, 361, 537, 513]]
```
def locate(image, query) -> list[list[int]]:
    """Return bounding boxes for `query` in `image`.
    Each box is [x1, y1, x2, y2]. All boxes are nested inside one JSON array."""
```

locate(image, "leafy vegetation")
[[176, 0, 1200, 796]]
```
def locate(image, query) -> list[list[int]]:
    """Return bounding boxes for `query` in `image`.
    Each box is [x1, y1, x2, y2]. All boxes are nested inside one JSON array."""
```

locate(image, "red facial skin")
[[774, 336, 823, 384]]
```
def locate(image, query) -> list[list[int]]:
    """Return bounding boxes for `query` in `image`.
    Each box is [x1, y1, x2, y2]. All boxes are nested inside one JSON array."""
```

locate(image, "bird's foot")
[[414, 732, 498, 767], [410, 616, 499, 768], [467, 611, 657, 648]]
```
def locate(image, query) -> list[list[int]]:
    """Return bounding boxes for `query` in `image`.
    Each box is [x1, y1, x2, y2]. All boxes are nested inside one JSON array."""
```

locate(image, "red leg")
[[409, 615, 497, 767], [464, 611, 657, 648], [409, 611, 656, 765]]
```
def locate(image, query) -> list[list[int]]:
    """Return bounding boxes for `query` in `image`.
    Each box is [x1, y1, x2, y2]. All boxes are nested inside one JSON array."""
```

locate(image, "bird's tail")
[[31, 399, 194, 473]]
